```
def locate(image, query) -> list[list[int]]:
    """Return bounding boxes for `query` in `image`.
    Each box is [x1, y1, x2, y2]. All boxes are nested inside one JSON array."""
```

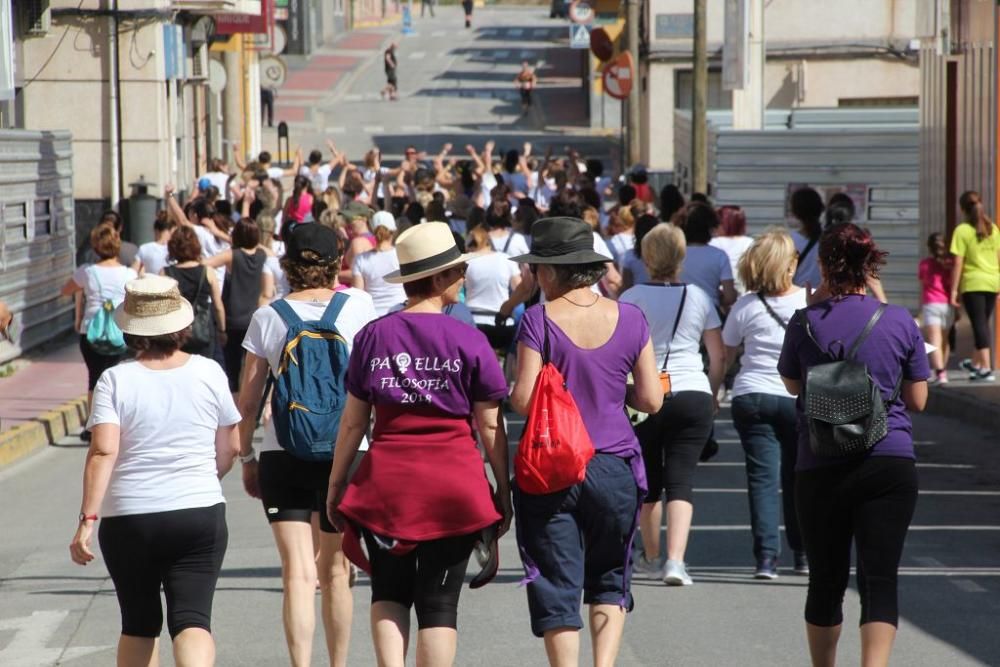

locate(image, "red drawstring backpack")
[[515, 308, 595, 495]]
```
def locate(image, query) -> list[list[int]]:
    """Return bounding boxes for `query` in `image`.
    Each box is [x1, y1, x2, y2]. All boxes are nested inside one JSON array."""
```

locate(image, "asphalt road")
[[1, 403, 998, 666]]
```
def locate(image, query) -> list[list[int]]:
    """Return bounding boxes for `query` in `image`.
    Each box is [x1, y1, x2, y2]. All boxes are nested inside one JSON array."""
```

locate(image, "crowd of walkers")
[[67, 136, 1000, 666]]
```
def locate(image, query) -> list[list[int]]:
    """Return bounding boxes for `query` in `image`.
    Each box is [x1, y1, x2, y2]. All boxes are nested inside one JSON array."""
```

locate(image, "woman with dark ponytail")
[[282, 175, 315, 237], [789, 188, 824, 289], [950, 190, 1000, 380]]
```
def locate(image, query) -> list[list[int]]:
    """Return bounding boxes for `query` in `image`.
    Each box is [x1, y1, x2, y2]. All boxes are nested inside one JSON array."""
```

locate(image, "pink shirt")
[[918, 257, 952, 305]]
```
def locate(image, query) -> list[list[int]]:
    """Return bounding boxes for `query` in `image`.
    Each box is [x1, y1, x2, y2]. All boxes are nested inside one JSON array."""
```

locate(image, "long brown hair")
[[960, 191, 995, 241]]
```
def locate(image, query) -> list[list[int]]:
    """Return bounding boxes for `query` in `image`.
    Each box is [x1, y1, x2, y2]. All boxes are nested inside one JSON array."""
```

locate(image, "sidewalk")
[[0, 336, 87, 466]]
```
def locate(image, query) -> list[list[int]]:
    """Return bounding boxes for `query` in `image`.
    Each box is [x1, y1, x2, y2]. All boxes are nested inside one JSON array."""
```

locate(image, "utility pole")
[[692, 0, 708, 194], [626, 0, 641, 167]]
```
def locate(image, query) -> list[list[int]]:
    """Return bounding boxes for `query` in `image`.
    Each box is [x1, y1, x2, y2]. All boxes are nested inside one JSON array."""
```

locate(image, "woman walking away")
[[70, 275, 241, 667], [711, 206, 754, 296], [462, 0, 474, 28], [789, 187, 824, 290], [678, 203, 737, 310], [163, 227, 226, 359], [61, 223, 137, 442], [515, 60, 538, 113], [721, 229, 807, 579], [133, 212, 175, 276], [778, 223, 929, 667], [282, 175, 315, 233], [238, 224, 377, 667], [465, 225, 521, 351], [919, 233, 955, 384], [259, 213, 292, 304], [207, 220, 268, 395], [620, 223, 724, 586], [619, 213, 658, 291], [328, 222, 512, 667], [351, 211, 405, 316], [950, 191, 1000, 381], [509, 217, 662, 665]]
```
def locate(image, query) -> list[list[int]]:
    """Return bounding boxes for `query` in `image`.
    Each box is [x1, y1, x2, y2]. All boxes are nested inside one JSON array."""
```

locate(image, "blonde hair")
[[467, 225, 491, 251], [642, 223, 686, 281], [256, 213, 276, 250], [738, 227, 797, 295], [581, 207, 600, 231]]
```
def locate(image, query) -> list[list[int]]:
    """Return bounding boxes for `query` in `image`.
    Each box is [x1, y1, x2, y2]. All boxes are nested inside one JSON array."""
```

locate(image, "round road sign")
[[602, 52, 634, 100], [260, 56, 287, 89], [569, 1, 594, 24]]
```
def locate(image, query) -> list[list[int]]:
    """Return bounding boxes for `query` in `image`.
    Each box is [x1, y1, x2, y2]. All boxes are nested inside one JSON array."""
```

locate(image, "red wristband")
[[78, 513, 98, 522]]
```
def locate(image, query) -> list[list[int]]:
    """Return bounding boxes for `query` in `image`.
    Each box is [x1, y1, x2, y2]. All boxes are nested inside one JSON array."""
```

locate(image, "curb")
[[0, 395, 88, 468], [924, 386, 1000, 434]]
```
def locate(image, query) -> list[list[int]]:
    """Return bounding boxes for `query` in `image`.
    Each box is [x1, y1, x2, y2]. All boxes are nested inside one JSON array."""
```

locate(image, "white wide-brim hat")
[[384, 221, 479, 284], [114, 275, 194, 336]]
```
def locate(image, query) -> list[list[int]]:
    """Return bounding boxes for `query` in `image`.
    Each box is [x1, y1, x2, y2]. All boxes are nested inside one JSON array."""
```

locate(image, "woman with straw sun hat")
[[327, 221, 512, 667], [70, 274, 241, 667]]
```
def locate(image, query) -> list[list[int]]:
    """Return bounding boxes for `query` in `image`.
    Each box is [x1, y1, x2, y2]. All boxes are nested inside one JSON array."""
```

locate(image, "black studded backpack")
[[800, 303, 901, 458]]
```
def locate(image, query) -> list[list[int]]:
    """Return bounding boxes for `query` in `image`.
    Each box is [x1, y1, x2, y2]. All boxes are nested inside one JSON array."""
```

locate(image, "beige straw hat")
[[383, 221, 479, 284], [114, 275, 194, 336]]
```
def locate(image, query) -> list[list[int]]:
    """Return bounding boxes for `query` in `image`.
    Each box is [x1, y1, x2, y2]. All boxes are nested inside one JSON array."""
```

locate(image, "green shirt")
[[951, 222, 1000, 293]]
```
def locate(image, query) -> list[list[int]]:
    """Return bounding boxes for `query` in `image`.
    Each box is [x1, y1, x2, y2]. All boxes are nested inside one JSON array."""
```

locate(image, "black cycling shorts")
[[258, 450, 362, 533]]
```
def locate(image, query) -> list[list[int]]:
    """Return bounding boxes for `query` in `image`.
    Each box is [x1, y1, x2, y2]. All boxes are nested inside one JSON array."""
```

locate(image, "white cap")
[[372, 210, 397, 232]]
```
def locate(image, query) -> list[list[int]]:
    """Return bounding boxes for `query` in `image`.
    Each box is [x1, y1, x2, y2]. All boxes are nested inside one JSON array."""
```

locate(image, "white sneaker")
[[633, 552, 664, 580], [663, 559, 693, 586]]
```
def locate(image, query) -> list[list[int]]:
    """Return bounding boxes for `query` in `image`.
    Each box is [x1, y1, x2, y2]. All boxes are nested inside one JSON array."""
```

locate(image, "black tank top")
[[223, 248, 266, 330], [165, 265, 212, 312]]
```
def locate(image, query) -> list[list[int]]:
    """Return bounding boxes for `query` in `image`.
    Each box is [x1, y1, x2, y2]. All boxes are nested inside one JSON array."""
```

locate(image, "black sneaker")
[[754, 556, 778, 580], [794, 551, 809, 575]]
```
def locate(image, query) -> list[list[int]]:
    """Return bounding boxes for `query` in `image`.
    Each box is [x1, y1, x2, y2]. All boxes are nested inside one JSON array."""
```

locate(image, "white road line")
[[409, 52, 426, 60], [951, 579, 989, 592], [362, 126, 385, 133], [323, 127, 346, 134]]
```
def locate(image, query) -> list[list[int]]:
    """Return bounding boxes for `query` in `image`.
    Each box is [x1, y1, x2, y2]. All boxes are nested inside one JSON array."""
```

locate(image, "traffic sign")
[[569, 23, 591, 49], [569, 0, 594, 24], [602, 51, 634, 100]]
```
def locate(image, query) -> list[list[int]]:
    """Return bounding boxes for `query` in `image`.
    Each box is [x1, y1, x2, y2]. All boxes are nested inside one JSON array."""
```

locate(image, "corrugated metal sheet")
[[919, 45, 948, 245], [674, 108, 921, 310], [0, 130, 76, 363]]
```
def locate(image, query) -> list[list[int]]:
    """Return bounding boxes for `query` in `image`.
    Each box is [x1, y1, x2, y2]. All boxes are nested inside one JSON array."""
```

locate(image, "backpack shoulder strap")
[[270, 299, 303, 327], [846, 303, 887, 361], [502, 233, 514, 254], [757, 292, 787, 330], [320, 292, 350, 328], [540, 305, 552, 364]]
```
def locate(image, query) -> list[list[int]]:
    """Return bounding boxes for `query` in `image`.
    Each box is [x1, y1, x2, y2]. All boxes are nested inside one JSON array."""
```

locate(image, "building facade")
[[643, 0, 921, 172]]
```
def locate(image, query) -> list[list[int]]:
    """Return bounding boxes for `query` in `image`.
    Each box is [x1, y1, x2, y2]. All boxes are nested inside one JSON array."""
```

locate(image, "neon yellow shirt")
[[950, 222, 1000, 293]]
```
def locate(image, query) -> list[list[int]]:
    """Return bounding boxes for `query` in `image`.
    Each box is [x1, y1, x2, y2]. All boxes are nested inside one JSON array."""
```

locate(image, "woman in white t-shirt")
[[60, 223, 138, 442], [619, 223, 724, 587], [465, 226, 521, 349], [70, 275, 241, 666], [237, 224, 377, 667], [486, 200, 531, 257], [722, 229, 807, 580], [710, 206, 754, 296], [351, 211, 406, 316], [132, 213, 175, 276]]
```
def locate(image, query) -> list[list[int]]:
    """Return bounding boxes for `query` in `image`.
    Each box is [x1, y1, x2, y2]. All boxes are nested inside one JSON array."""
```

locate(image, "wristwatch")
[[239, 449, 257, 464], [78, 513, 98, 523]]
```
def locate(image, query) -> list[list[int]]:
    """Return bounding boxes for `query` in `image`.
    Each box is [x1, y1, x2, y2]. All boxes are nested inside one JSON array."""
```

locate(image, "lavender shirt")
[[346, 312, 508, 413], [777, 295, 930, 470], [517, 302, 650, 491]]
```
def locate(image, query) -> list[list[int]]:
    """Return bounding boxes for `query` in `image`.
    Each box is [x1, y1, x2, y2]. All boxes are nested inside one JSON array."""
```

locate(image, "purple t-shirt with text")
[[346, 312, 508, 414], [777, 295, 930, 470], [517, 302, 650, 490]]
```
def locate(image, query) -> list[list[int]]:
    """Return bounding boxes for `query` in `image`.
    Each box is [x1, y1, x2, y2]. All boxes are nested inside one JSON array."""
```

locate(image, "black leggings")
[[79, 335, 126, 390], [961, 291, 997, 352], [223, 327, 248, 392], [364, 531, 476, 630], [99, 504, 228, 638], [636, 391, 715, 503], [795, 457, 917, 627]]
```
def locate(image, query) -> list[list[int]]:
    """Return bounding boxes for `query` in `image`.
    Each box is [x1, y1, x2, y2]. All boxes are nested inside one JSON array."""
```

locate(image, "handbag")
[[629, 285, 687, 426], [515, 307, 596, 495], [167, 266, 214, 350]]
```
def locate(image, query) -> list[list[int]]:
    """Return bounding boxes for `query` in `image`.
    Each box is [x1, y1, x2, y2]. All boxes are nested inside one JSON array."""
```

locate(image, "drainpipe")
[[108, 0, 123, 210]]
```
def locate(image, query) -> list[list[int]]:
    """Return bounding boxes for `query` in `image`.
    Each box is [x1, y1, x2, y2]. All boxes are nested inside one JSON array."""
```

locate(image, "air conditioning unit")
[[188, 43, 209, 81], [21, 0, 51, 36]]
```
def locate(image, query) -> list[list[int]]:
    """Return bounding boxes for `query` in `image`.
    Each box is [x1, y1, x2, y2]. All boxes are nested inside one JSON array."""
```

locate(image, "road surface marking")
[[951, 579, 989, 592], [324, 127, 346, 134], [410, 52, 426, 60], [362, 126, 385, 133], [0, 611, 110, 667]]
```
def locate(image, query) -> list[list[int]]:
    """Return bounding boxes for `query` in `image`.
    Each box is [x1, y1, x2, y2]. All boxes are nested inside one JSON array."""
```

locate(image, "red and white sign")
[[215, 0, 272, 35], [602, 52, 634, 100], [569, 0, 594, 24]]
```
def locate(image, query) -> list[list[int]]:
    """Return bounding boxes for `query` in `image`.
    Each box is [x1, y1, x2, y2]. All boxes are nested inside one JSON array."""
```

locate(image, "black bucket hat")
[[509, 216, 609, 265]]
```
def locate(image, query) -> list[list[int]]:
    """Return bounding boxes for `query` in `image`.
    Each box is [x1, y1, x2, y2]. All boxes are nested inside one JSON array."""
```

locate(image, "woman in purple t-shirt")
[[508, 217, 662, 665], [778, 223, 929, 667]]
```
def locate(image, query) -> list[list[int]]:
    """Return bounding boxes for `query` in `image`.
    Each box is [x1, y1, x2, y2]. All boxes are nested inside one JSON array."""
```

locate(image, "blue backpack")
[[85, 268, 127, 356], [268, 294, 351, 462]]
